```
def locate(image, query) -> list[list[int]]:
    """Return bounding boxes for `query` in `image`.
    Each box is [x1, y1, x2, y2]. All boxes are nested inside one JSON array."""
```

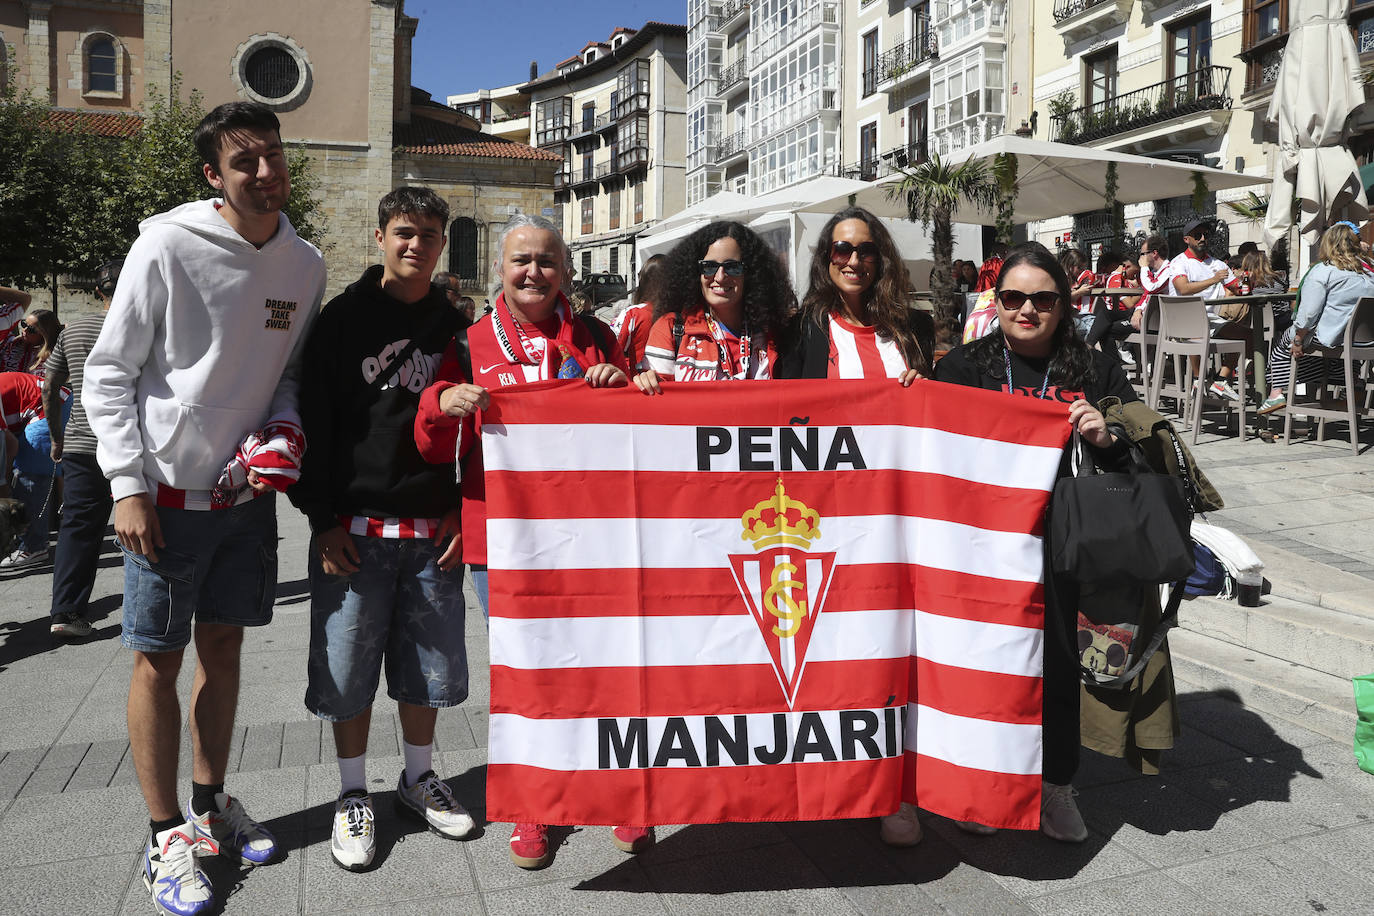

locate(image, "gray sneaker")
[[1041, 782, 1088, 843], [395, 770, 475, 839], [50, 612, 93, 639]]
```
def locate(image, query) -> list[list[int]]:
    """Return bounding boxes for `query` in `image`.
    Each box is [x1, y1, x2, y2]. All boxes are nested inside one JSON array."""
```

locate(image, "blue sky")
[[409, 1, 687, 101]]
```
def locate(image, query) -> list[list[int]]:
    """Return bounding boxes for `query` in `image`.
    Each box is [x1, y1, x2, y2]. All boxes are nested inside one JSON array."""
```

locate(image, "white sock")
[[338, 753, 366, 795], [403, 739, 433, 786]]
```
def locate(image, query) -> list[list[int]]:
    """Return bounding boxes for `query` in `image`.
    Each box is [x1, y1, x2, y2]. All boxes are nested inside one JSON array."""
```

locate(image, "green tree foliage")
[[0, 77, 326, 311], [1103, 161, 1126, 250], [892, 151, 997, 328], [993, 152, 1019, 246]]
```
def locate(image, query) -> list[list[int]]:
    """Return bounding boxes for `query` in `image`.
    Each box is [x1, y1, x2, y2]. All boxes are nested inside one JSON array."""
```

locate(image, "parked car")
[[577, 272, 628, 307]]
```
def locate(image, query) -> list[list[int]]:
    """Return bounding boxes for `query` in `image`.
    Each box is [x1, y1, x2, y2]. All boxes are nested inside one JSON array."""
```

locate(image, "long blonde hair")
[[1318, 224, 1369, 273], [24, 309, 63, 373]]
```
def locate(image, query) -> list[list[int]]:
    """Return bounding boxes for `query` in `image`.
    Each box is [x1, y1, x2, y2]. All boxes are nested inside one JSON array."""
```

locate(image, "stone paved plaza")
[[1, 419, 1373, 915]]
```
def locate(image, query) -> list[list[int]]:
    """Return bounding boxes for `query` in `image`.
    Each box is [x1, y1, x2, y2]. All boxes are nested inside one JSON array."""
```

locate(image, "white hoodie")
[[84, 199, 326, 502]]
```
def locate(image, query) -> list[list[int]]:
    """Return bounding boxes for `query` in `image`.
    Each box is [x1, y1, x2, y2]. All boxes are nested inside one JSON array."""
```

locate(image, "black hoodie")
[[289, 265, 463, 534]]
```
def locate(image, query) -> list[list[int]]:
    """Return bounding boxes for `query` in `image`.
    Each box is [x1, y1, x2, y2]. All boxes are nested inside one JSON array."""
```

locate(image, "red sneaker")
[[509, 823, 550, 869], [611, 825, 654, 853]]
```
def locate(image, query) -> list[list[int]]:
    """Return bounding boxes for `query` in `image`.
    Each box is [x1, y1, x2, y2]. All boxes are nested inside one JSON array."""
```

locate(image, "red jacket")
[[414, 303, 626, 565]]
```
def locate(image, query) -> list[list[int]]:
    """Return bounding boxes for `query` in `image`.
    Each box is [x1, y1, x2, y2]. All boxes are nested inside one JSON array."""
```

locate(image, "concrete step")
[[1169, 628, 1357, 743], [1178, 592, 1374, 682], [1237, 534, 1374, 619]]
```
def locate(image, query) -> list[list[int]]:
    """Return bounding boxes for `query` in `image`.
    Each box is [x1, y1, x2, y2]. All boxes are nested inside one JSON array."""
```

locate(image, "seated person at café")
[[1168, 218, 1247, 401], [1258, 222, 1374, 414]]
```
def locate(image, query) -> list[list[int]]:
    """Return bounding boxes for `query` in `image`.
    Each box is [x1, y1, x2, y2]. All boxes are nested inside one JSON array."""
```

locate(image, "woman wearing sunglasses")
[[20, 309, 63, 377], [933, 243, 1141, 844], [636, 221, 793, 389], [776, 207, 932, 383]]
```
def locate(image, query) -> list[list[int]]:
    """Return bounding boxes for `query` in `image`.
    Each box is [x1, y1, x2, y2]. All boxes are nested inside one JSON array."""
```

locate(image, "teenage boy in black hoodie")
[[290, 187, 473, 872]]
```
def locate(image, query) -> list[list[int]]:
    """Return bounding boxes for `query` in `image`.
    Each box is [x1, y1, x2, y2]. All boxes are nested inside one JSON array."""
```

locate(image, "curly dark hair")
[[655, 221, 796, 340], [965, 243, 1096, 391], [800, 207, 929, 376]]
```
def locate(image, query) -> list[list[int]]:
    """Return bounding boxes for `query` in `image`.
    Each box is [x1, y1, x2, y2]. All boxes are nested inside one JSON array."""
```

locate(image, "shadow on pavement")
[[0, 593, 123, 671]]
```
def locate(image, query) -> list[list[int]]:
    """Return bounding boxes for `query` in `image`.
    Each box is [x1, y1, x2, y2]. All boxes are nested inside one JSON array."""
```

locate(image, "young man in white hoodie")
[[82, 101, 326, 916]]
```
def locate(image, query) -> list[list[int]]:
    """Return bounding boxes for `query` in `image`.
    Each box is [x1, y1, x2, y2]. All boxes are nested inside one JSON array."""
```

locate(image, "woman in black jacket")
[[776, 207, 933, 382], [933, 243, 1138, 844]]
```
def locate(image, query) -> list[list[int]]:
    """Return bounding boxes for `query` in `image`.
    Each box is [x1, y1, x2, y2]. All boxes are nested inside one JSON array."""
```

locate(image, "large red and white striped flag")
[[482, 379, 1070, 829]]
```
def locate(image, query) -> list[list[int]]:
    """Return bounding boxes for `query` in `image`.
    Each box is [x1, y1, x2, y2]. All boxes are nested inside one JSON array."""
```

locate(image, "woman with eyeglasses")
[[775, 207, 933, 385], [933, 243, 1141, 845], [636, 221, 793, 390]]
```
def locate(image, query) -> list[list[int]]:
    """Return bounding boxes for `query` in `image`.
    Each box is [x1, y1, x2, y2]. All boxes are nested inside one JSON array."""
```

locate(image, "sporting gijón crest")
[[728, 480, 836, 708]]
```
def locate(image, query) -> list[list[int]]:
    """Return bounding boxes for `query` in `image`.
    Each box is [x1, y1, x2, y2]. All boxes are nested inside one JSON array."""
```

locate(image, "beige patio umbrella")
[[1263, 0, 1368, 249]]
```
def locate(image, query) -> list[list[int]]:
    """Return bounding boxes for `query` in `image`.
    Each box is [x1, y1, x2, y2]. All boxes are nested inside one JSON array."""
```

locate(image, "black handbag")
[[1049, 428, 1194, 585]]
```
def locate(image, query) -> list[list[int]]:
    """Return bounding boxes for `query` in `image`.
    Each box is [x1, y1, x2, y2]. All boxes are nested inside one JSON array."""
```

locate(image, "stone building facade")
[[0, 0, 557, 307]]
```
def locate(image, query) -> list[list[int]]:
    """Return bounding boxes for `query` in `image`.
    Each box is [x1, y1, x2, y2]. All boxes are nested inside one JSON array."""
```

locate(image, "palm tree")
[[1222, 191, 1269, 223], [892, 151, 997, 329]]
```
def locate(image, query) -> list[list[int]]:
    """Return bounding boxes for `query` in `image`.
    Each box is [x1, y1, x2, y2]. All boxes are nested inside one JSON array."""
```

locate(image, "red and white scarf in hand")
[[212, 417, 307, 508]]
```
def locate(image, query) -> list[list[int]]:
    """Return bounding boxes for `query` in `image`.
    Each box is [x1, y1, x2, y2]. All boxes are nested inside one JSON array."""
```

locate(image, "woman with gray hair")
[[414, 213, 634, 870]]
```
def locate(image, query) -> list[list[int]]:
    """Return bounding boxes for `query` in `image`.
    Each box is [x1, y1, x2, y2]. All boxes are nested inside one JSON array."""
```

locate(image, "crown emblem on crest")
[[740, 479, 821, 550]]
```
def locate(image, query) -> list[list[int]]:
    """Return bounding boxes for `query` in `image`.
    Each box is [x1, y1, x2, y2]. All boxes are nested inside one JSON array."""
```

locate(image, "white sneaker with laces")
[[187, 792, 278, 866], [0, 548, 48, 569], [1041, 782, 1088, 843], [331, 790, 376, 871], [143, 823, 217, 916], [1119, 349, 1136, 367], [1208, 379, 1240, 401], [396, 769, 475, 838], [878, 801, 922, 847]]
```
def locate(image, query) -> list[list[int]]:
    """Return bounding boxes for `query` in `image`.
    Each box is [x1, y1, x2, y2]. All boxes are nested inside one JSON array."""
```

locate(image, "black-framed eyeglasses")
[[997, 289, 1061, 312], [829, 240, 880, 265], [698, 259, 745, 277]]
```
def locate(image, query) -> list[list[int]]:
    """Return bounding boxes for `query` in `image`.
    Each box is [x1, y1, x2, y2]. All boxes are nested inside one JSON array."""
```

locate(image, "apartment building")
[[685, 0, 846, 205], [448, 79, 533, 145], [526, 22, 688, 280], [1023, 0, 1332, 257]]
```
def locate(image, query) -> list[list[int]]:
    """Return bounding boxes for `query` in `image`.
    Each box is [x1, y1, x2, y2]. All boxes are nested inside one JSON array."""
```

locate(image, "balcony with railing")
[[881, 141, 928, 171], [614, 144, 651, 173], [717, 0, 749, 32], [720, 57, 748, 95], [713, 129, 747, 164], [1052, 0, 1132, 43], [552, 169, 570, 192], [571, 161, 599, 190], [1049, 66, 1233, 152], [595, 159, 615, 181], [873, 27, 937, 93]]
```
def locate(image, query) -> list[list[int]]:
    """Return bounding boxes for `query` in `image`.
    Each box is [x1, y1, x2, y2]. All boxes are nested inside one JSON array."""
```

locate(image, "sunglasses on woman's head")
[[997, 289, 1061, 312], [829, 240, 880, 264], [698, 259, 745, 277]]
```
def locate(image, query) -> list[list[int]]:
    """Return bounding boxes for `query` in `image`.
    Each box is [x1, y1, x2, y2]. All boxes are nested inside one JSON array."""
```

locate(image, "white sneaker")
[[143, 823, 217, 916], [878, 802, 922, 847], [1119, 349, 1136, 367], [1208, 379, 1240, 401], [396, 769, 475, 839], [186, 792, 278, 866], [1041, 782, 1088, 843], [0, 548, 48, 569], [331, 790, 376, 871]]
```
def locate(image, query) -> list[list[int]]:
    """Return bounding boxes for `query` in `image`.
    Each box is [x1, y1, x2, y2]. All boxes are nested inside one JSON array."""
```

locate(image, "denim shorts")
[[120, 494, 278, 653], [305, 534, 469, 721]]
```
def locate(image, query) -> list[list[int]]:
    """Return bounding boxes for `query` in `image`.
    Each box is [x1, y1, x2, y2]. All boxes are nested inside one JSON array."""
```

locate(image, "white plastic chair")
[[1150, 296, 1250, 443], [1282, 296, 1374, 454]]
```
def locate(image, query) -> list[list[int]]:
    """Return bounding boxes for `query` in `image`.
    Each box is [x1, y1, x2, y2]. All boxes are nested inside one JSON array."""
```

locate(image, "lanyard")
[[705, 311, 751, 379], [1004, 347, 1050, 399]]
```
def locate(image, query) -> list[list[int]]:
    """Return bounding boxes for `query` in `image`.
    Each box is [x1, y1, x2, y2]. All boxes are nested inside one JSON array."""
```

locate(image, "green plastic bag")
[[1353, 674, 1374, 775]]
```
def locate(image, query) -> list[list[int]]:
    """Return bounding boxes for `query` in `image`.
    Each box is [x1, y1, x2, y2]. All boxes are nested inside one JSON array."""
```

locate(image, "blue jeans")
[[120, 494, 278, 652], [470, 564, 488, 619], [306, 535, 469, 721], [12, 470, 53, 554], [50, 453, 113, 618]]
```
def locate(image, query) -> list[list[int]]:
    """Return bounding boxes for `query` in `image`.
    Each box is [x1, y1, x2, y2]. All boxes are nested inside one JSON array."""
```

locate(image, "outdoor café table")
[[1216, 290, 1297, 396]]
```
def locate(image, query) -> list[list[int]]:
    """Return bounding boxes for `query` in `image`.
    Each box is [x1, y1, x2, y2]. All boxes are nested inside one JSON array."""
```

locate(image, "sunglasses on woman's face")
[[829, 240, 880, 265], [698, 259, 745, 277], [997, 289, 1061, 312], [20, 323, 38, 334]]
